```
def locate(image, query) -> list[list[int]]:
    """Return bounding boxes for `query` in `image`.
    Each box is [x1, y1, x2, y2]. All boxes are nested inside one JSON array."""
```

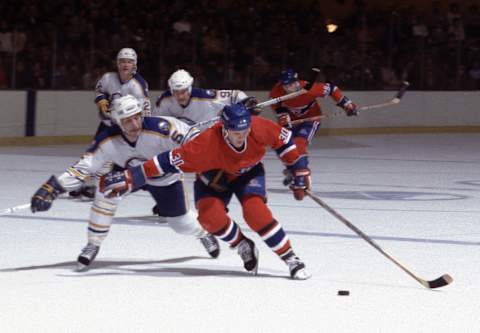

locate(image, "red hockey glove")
[[289, 168, 311, 200], [277, 113, 292, 128]]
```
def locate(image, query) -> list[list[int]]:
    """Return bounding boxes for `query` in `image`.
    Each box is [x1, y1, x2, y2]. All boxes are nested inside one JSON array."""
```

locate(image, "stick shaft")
[[306, 190, 441, 288], [255, 67, 321, 109], [290, 81, 410, 125], [193, 68, 322, 129]]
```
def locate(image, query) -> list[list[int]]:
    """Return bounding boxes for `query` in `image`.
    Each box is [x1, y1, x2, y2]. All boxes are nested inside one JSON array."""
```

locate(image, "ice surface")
[[1, 134, 479, 332]]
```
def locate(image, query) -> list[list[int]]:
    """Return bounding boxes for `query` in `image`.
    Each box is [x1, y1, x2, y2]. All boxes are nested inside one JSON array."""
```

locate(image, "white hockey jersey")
[[58, 116, 196, 191], [153, 87, 247, 125], [95, 72, 151, 124]]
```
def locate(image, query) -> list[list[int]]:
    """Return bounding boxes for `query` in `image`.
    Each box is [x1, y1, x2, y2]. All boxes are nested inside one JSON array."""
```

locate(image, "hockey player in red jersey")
[[270, 68, 358, 184], [100, 102, 312, 280]]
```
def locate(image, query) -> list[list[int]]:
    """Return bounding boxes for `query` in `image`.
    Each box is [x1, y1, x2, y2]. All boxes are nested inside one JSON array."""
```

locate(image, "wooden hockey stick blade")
[[425, 274, 454, 289], [0, 203, 31, 216], [306, 190, 453, 289]]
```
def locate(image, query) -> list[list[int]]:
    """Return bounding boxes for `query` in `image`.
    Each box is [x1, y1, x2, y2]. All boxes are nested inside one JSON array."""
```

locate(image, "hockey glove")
[[241, 96, 261, 115], [97, 99, 110, 119], [31, 175, 66, 212], [337, 96, 358, 116], [99, 165, 146, 198], [277, 113, 292, 128], [289, 168, 311, 201]]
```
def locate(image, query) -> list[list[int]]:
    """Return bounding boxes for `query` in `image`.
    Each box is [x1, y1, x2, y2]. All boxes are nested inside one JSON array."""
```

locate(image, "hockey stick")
[[190, 68, 323, 131], [0, 203, 31, 216], [306, 190, 453, 289], [254, 67, 321, 109], [290, 81, 410, 126]]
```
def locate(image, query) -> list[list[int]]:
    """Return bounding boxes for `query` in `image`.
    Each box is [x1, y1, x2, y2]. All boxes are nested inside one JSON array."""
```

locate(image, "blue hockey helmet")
[[221, 103, 251, 131], [280, 68, 298, 85]]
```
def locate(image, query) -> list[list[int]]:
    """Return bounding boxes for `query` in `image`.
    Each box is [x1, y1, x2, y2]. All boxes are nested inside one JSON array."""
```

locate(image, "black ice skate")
[[199, 233, 220, 258], [283, 253, 311, 280], [76, 243, 100, 271], [237, 238, 259, 275]]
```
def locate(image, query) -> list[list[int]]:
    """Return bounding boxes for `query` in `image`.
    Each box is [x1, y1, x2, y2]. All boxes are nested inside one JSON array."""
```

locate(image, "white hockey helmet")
[[168, 69, 194, 93], [117, 48, 137, 64], [110, 95, 143, 129], [117, 48, 137, 74]]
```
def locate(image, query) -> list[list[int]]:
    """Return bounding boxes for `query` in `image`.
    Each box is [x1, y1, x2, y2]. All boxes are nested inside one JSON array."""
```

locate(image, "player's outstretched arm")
[[100, 151, 175, 198]]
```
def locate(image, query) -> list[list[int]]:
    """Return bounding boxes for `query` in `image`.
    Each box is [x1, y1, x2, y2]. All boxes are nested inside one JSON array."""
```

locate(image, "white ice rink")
[[1, 133, 479, 333]]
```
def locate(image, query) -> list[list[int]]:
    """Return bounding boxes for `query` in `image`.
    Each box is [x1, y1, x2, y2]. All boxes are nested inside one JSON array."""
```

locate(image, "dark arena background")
[[0, 1, 478, 332]]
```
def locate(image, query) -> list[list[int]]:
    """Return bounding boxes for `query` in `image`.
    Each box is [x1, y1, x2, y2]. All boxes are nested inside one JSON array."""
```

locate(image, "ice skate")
[[284, 254, 311, 280], [199, 233, 220, 258], [237, 238, 259, 275], [76, 243, 100, 271]]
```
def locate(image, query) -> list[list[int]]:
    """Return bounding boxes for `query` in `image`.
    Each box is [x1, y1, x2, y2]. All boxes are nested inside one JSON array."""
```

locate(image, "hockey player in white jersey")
[[153, 69, 256, 125], [30, 95, 219, 271], [152, 69, 258, 215], [95, 48, 151, 126], [69, 48, 151, 199]]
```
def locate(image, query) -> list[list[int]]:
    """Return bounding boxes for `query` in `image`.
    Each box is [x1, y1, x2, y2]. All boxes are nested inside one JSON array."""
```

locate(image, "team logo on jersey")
[[111, 92, 123, 101], [247, 178, 262, 188], [279, 127, 291, 144], [157, 119, 171, 134], [126, 157, 147, 168]]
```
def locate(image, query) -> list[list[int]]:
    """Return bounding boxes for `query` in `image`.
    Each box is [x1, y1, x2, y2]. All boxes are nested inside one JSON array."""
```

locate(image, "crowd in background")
[[0, 0, 479, 91]]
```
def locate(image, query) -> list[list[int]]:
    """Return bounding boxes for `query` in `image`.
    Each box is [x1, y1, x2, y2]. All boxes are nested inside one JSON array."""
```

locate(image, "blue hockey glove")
[[31, 175, 66, 212], [337, 96, 358, 116], [289, 168, 311, 200]]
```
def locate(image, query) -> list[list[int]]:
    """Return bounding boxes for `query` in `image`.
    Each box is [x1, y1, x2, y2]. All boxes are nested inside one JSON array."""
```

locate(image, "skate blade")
[[75, 263, 90, 272], [292, 268, 311, 280]]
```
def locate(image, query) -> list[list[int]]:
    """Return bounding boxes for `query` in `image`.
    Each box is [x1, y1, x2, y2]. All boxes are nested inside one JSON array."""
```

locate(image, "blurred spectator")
[[14, 60, 33, 89], [464, 5, 480, 38], [0, 20, 13, 54], [0, 57, 8, 88], [0, 0, 478, 91]]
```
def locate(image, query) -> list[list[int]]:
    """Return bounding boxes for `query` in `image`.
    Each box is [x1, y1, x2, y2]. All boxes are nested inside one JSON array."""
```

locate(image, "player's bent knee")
[[196, 197, 229, 233], [242, 195, 273, 231], [167, 210, 204, 236]]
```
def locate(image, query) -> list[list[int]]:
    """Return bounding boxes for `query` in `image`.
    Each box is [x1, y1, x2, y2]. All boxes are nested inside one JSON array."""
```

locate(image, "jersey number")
[[171, 131, 184, 144]]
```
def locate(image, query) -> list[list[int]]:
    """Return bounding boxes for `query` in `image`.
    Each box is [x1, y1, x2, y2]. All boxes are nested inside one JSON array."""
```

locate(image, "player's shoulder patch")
[[191, 87, 216, 99], [143, 116, 172, 135]]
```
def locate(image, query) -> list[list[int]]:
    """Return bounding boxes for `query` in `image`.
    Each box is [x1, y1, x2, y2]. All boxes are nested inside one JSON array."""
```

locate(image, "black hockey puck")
[[337, 290, 350, 296]]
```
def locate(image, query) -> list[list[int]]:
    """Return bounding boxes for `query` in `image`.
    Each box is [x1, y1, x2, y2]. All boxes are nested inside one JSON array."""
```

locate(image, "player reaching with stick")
[[270, 68, 358, 184], [30, 95, 219, 270], [99, 102, 312, 280]]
